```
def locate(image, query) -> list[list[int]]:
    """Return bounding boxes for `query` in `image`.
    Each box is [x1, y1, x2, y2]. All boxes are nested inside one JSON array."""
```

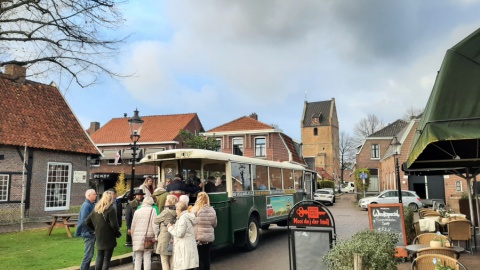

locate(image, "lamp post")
[[239, 164, 245, 183], [128, 109, 144, 201], [391, 136, 402, 204]]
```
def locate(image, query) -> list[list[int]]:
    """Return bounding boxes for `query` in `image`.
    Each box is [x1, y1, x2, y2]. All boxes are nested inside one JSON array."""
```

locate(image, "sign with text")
[[291, 204, 332, 227], [73, 171, 87, 183], [368, 203, 407, 246]]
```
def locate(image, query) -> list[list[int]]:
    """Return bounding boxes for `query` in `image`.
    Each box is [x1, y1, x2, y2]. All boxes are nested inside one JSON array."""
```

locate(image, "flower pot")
[[430, 240, 442, 248], [444, 240, 451, 247], [441, 217, 450, 223]]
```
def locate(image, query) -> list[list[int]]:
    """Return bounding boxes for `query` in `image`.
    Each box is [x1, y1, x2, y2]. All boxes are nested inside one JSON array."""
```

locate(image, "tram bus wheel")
[[244, 215, 260, 251]]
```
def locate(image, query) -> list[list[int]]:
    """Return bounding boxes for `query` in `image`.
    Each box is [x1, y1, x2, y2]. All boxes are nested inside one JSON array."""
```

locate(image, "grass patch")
[[0, 224, 131, 270]]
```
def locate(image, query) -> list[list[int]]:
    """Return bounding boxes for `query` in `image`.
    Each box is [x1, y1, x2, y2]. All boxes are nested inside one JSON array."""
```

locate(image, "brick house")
[[379, 116, 466, 210], [89, 113, 203, 193], [301, 99, 340, 181], [0, 65, 100, 223], [356, 119, 408, 192], [201, 114, 306, 166]]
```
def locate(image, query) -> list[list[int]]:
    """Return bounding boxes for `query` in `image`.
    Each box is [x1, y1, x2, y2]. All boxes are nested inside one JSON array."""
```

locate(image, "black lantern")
[[127, 109, 144, 200], [391, 136, 402, 203]]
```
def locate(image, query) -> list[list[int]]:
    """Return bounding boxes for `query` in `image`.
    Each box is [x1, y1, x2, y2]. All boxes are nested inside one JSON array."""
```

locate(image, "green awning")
[[406, 27, 480, 174]]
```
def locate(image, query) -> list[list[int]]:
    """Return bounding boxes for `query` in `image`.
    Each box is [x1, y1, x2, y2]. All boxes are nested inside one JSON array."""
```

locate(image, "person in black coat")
[[86, 192, 121, 270], [106, 188, 123, 227]]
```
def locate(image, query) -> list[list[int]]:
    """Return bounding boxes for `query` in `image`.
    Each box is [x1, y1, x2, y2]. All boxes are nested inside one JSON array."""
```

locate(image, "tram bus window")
[[292, 170, 302, 190], [202, 163, 227, 193], [253, 165, 268, 190], [283, 169, 294, 189], [232, 163, 251, 191], [270, 167, 281, 190]]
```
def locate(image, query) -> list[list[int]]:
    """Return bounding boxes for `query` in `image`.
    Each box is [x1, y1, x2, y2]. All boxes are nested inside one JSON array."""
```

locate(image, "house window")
[[90, 159, 100, 167], [455, 181, 463, 192], [255, 137, 266, 157], [0, 174, 9, 201], [108, 151, 122, 165], [215, 139, 222, 152], [371, 144, 380, 159], [313, 128, 318, 136], [232, 138, 244, 156], [45, 163, 71, 211]]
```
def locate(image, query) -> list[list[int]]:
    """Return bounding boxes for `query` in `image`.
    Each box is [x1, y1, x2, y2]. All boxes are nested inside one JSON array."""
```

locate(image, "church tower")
[[301, 98, 340, 181]]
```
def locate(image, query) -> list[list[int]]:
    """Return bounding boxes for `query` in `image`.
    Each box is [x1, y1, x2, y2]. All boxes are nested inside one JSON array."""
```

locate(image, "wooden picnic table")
[[46, 213, 79, 238]]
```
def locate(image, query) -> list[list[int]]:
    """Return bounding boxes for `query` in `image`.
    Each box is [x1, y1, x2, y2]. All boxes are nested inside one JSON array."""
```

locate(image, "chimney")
[[5, 64, 26, 83], [249, 113, 258, 120], [89, 122, 100, 135]]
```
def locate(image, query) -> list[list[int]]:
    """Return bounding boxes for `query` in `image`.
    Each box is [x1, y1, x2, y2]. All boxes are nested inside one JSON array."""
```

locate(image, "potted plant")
[[433, 258, 455, 270], [322, 230, 398, 270], [439, 209, 450, 223], [430, 232, 445, 248]]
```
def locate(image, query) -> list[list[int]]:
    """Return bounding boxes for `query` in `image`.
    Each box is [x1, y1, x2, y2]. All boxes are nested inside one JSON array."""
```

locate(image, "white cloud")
[[111, 0, 480, 140]]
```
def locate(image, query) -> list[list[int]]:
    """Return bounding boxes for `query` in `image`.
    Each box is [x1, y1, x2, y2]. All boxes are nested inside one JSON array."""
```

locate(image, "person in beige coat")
[[154, 195, 178, 270], [131, 197, 158, 270], [168, 201, 199, 270], [191, 192, 217, 270]]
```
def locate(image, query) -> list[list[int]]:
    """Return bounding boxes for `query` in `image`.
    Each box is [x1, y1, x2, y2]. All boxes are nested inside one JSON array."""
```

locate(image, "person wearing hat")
[[125, 189, 145, 246]]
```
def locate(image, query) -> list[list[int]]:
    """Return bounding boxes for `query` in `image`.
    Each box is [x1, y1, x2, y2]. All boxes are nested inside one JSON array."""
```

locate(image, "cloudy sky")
[[63, 0, 480, 141]]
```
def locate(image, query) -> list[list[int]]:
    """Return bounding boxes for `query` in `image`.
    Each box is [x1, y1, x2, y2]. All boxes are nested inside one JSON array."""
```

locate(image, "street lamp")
[[391, 136, 402, 204], [128, 109, 144, 201]]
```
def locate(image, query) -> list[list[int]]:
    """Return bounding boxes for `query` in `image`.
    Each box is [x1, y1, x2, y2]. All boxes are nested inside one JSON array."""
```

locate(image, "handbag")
[[167, 238, 173, 252], [143, 209, 155, 250]]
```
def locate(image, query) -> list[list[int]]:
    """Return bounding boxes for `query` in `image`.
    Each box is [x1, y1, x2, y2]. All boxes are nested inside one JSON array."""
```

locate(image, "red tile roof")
[[279, 133, 305, 165], [90, 113, 202, 144], [207, 116, 273, 132], [0, 75, 99, 154]]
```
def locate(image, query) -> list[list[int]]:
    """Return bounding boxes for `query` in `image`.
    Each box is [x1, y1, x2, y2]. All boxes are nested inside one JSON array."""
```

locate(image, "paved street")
[[111, 193, 480, 270], [111, 193, 371, 270]]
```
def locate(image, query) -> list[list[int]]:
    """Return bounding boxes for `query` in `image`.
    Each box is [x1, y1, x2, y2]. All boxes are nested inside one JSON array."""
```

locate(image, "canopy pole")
[[466, 175, 475, 228], [474, 175, 480, 251]]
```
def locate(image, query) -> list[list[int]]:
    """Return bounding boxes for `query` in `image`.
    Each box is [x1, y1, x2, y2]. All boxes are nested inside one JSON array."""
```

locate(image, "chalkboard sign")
[[368, 203, 407, 246]]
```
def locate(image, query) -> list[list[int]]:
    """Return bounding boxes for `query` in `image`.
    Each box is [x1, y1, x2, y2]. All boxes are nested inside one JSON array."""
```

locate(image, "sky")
[[61, 0, 480, 142]]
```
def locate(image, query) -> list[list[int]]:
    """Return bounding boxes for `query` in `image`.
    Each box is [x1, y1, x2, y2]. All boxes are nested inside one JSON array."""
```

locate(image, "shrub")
[[322, 230, 398, 270], [403, 206, 415, 244], [318, 180, 335, 189]]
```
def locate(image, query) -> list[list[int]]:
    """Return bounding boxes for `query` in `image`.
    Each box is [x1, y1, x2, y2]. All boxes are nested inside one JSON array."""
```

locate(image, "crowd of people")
[[76, 173, 218, 270]]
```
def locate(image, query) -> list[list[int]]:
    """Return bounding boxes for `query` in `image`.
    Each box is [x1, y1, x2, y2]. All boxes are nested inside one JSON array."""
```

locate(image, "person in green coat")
[[86, 191, 120, 270], [153, 182, 169, 211], [154, 195, 179, 270]]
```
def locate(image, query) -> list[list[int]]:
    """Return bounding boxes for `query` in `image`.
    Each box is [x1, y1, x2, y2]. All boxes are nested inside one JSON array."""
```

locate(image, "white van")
[[341, 182, 355, 193]]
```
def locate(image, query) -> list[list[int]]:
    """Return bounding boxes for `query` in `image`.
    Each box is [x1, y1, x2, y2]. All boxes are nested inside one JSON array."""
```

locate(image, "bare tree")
[[339, 131, 355, 184], [402, 106, 424, 121], [353, 114, 385, 145], [0, 0, 128, 87]]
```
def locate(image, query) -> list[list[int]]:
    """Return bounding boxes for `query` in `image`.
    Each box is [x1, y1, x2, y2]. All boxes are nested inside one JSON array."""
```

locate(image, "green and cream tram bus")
[[140, 149, 317, 250]]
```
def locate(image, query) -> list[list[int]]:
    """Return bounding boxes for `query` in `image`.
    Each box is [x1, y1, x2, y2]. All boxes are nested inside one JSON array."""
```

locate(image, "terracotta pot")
[[441, 217, 450, 223], [430, 240, 443, 248]]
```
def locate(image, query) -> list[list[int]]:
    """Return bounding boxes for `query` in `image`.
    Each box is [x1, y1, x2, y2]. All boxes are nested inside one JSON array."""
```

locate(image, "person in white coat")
[[167, 201, 199, 270], [131, 197, 158, 270]]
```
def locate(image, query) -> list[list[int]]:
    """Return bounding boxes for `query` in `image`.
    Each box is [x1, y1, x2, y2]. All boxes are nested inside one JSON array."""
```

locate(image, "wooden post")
[[354, 253, 364, 270]]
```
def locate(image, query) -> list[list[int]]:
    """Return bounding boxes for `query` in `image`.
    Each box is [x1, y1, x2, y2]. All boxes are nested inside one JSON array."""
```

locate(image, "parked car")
[[314, 189, 335, 205], [341, 182, 355, 193], [117, 190, 132, 203], [318, 188, 335, 203], [358, 190, 423, 211]]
